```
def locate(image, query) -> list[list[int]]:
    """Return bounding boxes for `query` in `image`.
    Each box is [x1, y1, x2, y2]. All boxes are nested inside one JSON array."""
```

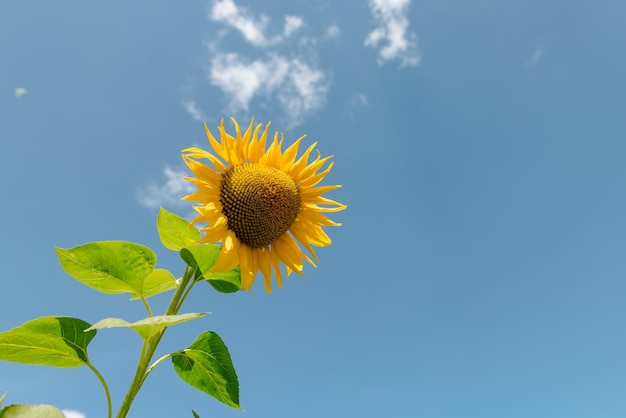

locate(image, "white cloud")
[[137, 167, 195, 209], [277, 60, 328, 127], [210, 1, 304, 45], [210, 0, 277, 46], [209, 53, 289, 112], [209, 53, 328, 128], [186, 0, 330, 128], [365, 0, 420, 67], [284, 15, 303, 37], [14, 88, 28, 98], [62, 410, 86, 418], [182, 98, 206, 121]]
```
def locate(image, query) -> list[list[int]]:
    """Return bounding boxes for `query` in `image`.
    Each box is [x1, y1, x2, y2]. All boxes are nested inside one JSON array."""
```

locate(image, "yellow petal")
[[238, 245, 257, 291], [212, 231, 240, 272]]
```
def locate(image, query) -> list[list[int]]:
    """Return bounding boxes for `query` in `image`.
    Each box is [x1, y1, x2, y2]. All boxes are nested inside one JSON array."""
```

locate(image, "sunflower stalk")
[[115, 266, 195, 418]]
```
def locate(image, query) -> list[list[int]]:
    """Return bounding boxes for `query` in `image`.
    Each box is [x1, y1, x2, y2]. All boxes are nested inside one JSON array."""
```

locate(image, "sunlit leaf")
[[202, 267, 241, 293], [0, 403, 65, 418], [172, 331, 241, 410], [86, 313, 207, 340], [0, 317, 95, 368], [180, 244, 241, 293], [0, 392, 6, 407], [157, 207, 200, 251], [55, 241, 156, 295], [130, 269, 177, 300]]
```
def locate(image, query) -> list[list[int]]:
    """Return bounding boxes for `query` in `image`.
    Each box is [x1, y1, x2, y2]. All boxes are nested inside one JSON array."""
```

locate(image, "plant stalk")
[[115, 267, 194, 418]]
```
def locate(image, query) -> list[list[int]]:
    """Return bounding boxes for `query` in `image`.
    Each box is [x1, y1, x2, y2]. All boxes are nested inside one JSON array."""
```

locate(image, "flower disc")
[[220, 163, 301, 248]]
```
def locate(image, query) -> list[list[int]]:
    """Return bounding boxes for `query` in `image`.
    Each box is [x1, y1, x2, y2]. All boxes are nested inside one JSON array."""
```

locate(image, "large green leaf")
[[0, 404, 65, 418], [129, 269, 177, 300], [180, 244, 241, 293], [0, 317, 95, 368], [86, 313, 207, 340], [172, 331, 241, 410], [157, 207, 200, 251], [55, 241, 156, 295]]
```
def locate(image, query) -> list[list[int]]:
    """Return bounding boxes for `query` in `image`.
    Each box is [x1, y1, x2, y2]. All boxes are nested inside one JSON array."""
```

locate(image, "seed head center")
[[220, 163, 301, 248]]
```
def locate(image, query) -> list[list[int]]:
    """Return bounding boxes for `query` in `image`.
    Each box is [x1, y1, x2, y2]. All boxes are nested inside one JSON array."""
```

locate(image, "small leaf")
[[180, 244, 241, 293], [172, 331, 241, 410], [179, 244, 220, 272], [55, 241, 156, 295], [0, 392, 6, 407], [192, 410, 201, 418], [130, 269, 177, 300], [158, 207, 200, 251], [87, 313, 207, 340], [0, 404, 66, 418], [204, 268, 241, 294], [0, 317, 95, 368]]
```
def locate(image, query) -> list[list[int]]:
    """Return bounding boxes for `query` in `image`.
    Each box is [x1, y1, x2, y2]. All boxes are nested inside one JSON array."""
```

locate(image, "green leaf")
[[192, 410, 201, 418], [158, 207, 200, 251], [203, 267, 241, 293], [180, 244, 241, 293], [172, 331, 241, 410], [86, 313, 207, 340], [0, 404, 66, 418], [55, 241, 156, 296], [0, 317, 95, 368], [130, 269, 177, 300], [179, 244, 220, 272], [0, 392, 6, 407]]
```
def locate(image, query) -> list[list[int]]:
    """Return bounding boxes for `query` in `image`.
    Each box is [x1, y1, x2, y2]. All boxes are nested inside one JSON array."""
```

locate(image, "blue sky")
[[2, 0, 626, 417]]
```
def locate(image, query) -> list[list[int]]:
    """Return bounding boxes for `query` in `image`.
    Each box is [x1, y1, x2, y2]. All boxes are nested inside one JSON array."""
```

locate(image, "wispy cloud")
[[182, 98, 206, 121], [284, 15, 304, 37], [184, 0, 332, 128], [209, 53, 328, 128], [210, 0, 277, 46], [346, 93, 368, 124], [365, 0, 420, 67], [324, 24, 341, 40], [136, 167, 195, 209], [62, 410, 86, 418], [351, 93, 368, 107], [526, 46, 544, 67]]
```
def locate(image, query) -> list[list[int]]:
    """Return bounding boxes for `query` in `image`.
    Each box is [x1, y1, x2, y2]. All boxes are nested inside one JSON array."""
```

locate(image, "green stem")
[[141, 296, 153, 317], [115, 266, 194, 418], [86, 361, 112, 418], [175, 276, 198, 313], [144, 352, 174, 382]]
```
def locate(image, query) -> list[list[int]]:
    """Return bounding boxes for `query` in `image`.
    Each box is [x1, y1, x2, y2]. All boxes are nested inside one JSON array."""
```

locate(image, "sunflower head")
[[182, 117, 346, 293]]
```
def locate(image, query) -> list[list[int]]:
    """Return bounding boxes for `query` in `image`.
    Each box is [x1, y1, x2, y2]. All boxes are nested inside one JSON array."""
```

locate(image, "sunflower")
[[182, 118, 346, 293]]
